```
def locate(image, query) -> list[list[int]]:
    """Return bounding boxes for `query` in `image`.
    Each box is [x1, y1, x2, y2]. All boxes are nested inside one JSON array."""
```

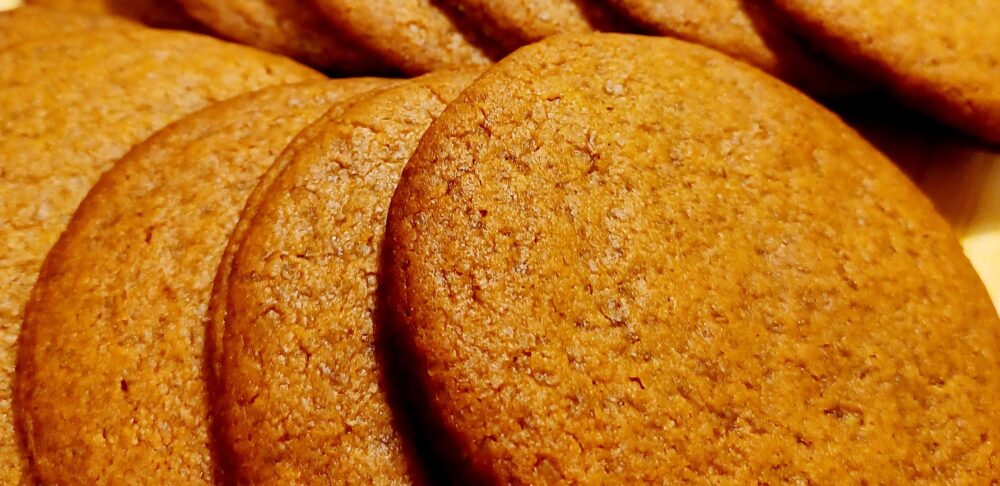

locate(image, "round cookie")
[[441, 0, 625, 48], [178, 0, 384, 72], [25, 0, 199, 30], [18, 79, 389, 485], [771, 0, 1000, 143], [313, 0, 491, 74], [601, 0, 858, 95], [1, 29, 318, 484], [217, 70, 479, 484], [0, 5, 132, 48], [384, 34, 1000, 483]]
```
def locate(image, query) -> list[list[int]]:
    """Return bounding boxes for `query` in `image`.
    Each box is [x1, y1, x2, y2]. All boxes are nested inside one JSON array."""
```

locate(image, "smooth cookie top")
[[0, 5, 132, 48], [178, 0, 385, 72], [313, 0, 492, 74], [772, 0, 1000, 142], [385, 33, 1000, 483], [2, 29, 318, 484], [603, 0, 858, 95], [218, 70, 479, 484]]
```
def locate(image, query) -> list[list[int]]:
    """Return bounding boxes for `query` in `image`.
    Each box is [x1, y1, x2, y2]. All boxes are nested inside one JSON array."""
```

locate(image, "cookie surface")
[[442, 0, 623, 48], [772, 0, 1000, 142], [18, 79, 385, 485], [0, 5, 132, 48], [217, 70, 479, 484], [313, 0, 491, 74], [602, 0, 856, 95], [178, 0, 382, 72], [25, 0, 199, 29], [204, 82, 394, 391], [1, 29, 317, 484], [385, 34, 1000, 483]]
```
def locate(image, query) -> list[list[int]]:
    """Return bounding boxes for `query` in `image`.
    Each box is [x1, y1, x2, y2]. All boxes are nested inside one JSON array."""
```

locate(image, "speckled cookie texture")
[[1, 29, 318, 485], [601, 0, 856, 95], [25, 0, 199, 29], [0, 5, 132, 48], [16, 79, 385, 485], [772, 0, 1000, 142], [313, 0, 491, 74], [216, 70, 479, 484], [178, 0, 383, 72], [441, 0, 623, 48], [204, 87, 390, 390], [384, 34, 1000, 483]]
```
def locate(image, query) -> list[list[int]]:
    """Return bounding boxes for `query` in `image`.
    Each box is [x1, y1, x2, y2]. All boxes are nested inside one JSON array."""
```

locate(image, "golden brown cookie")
[[17, 79, 387, 486], [177, 0, 384, 72], [217, 70, 479, 484], [25, 0, 199, 29], [313, 0, 491, 74], [601, 0, 858, 95], [0, 5, 132, 48], [772, 0, 1000, 143], [384, 34, 1000, 483], [2, 29, 318, 484], [441, 0, 625, 48], [204, 79, 400, 392]]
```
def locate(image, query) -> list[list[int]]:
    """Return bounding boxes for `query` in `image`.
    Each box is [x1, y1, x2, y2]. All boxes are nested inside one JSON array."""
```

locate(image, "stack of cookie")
[[1, 1, 998, 484]]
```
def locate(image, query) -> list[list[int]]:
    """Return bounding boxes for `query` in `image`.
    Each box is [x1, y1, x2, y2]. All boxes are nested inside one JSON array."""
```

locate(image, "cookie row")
[[18, 0, 1000, 145], [2, 5, 999, 485]]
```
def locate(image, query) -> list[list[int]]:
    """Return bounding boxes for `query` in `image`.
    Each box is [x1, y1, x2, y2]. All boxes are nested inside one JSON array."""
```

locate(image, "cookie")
[[216, 69, 479, 483], [384, 34, 1000, 483], [601, 0, 858, 95], [771, 0, 1000, 143], [1, 29, 318, 484], [25, 0, 199, 30], [0, 5, 131, 48], [313, 0, 491, 74], [178, 0, 385, 72], [17, 78, 388, 485], [441, 0, 625, 48]]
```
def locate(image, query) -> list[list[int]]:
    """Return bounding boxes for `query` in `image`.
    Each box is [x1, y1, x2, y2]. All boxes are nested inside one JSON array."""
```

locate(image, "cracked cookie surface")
[[384, 33, 1000, 484], [5, 29, 318, 485], [217, 70, 479, 484]]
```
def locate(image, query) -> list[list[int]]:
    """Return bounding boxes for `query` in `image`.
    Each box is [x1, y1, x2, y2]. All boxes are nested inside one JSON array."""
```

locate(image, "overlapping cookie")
[[215, 69, 480, 484], [2, 29, 318, 484]]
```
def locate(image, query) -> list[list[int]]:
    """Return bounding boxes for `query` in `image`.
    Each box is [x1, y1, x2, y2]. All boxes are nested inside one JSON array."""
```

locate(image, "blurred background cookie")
[[599, 0, 862, 95], [312, 0, 493, 74], [177, 0, 387, 72], [0, 5, 132, 48], [441, 0, 629, 50], [25, 0, 201, 30], [772, 0, 1000, 143]]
